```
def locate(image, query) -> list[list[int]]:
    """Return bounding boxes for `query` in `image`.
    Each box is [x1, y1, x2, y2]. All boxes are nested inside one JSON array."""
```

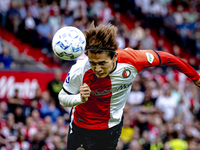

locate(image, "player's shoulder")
[[70, 56, 90, 74], [117, 47, 137, 62], [117, 47, 136, 56]]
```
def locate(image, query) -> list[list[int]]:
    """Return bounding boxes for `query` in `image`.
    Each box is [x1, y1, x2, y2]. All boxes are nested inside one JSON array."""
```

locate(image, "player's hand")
[[79, 83, 91, 102], [194, 78, 200, 87]]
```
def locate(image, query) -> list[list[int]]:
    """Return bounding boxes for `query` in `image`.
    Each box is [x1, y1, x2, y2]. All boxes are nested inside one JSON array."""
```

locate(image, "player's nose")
[[94, 65, 102, 72]]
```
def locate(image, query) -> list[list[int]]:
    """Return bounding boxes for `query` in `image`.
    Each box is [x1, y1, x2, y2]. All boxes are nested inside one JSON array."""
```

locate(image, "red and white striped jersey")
[[63, 48, 200, 130]]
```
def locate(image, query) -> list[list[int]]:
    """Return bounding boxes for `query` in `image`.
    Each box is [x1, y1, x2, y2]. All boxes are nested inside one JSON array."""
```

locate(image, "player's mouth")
[[96, 73, 105, 78]]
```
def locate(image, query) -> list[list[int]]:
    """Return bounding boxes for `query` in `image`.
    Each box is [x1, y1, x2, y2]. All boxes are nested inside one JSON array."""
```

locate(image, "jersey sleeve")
[[118, 48, 200, 82], [157, 51, 200, 82], [117, 48, 161, 73], [62, 61, 83, 94]]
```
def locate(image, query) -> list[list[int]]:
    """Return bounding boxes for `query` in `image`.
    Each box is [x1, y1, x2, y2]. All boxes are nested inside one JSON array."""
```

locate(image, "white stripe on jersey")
[[108, 63, 138, 128]]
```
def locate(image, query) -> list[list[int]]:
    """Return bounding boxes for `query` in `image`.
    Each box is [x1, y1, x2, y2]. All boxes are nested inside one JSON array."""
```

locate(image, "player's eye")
[[90, 62, 96, 66], [98, 62, 105, 65]]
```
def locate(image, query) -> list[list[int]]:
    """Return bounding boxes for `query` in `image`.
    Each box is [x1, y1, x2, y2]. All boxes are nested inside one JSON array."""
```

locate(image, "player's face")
[[88, 51, 118, 78]]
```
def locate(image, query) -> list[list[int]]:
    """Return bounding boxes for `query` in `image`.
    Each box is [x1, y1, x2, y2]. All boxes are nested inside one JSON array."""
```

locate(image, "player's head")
[[83, 22, 119, 78], [83, 22, 118, 58]]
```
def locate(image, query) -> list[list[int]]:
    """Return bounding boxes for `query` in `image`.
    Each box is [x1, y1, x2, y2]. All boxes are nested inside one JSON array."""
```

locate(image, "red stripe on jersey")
[[73, 69, 112, 129]]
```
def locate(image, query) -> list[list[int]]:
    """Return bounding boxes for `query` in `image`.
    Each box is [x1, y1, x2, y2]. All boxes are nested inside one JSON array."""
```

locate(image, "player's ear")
[[113, 52, 118, 61]]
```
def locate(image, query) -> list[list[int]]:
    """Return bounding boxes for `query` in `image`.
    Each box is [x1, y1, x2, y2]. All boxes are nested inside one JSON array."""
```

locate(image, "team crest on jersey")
[[77, 145, 85, 150], [122, 69, 131, 78], [145, 52, 154, 64]]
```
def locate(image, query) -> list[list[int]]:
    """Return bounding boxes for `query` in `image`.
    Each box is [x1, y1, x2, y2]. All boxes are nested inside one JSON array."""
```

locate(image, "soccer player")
[[58, 23, 200, 150]]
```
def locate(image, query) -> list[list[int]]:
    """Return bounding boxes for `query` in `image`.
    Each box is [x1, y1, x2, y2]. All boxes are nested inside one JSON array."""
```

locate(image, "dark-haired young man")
[[58, 23, 200, 150]]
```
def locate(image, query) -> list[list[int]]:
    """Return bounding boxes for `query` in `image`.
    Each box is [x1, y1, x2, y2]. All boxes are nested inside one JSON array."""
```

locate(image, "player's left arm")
[[120, 48, 200, 87], [155, 50, 200, 87]]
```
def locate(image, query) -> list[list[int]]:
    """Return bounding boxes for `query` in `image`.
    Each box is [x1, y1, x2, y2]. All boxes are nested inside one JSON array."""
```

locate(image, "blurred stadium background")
[[0, 0, 200, 149]]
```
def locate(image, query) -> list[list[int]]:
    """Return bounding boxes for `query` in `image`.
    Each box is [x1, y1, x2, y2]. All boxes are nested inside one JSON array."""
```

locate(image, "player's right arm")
[[59, 83, 91, 107], [58, 58, 91, 107]]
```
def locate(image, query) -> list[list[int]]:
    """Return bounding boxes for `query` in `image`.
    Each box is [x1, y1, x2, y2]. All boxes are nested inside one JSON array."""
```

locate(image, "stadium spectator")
[[173, 4, 184, 26], [156, 86, 177, 121], [0, 45, 15, 69], [1, 113, 18, 139], [6, 0, 23, 33], [63, 6, 74, 26], [0, 135, 19, 150], [8, 89, 24, 113], [150, 136, 164, 150], [40, 99, 61, 123], [31, 109, 42, 125], [128, 82, 145, 106], [21, 116, 38, 142], [0, 0, 11, 28], [17, 133, 31, 150], [101, 1, 113, 24], [183, 7, 198, 24], [166, 131, 188, 150], [22, 9, 37, 47], [91, 0, 104, 20], [52, 116, 68, 137], [36, 12, 52, 55], [0, 101, 9, 120], [195, 25, 200, 58], [30, 131, 46, 150], [140, 28, 155, 50], [128, 139, 142, 150], [120, 115, 134, 148], [140, 130, 150, 150], [37, 0, 50, 17], [47, 67, 63, 109], [14, 105, 25, 124], [48, 0, 61, 34], [38, 91, 51, 109], [116, 32, 126, 49], [129, 21, 145, 49]]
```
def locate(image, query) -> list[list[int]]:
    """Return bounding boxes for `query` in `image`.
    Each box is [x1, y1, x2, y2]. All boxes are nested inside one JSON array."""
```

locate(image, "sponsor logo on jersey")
[[78, 118, 84, 122], [66, 73, 70, 83], [122, 69, 131, 78], [91, 83, 132, 96], [145, 52, 154, 64]]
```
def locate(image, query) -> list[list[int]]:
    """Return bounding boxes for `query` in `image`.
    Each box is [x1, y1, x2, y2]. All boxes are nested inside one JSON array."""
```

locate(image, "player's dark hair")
[[83, 22, 118, 59]]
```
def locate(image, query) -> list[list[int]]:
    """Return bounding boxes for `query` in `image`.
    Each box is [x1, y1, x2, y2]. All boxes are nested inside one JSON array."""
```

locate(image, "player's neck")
[[110, 60, 117, 74]]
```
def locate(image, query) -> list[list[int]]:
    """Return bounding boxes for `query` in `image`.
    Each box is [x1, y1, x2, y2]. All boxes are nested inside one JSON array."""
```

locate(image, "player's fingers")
[[83, 83, 88, 86], [81, 93, 90, 98], [194, 78, 200, 87], [79, 85, 91, 92]]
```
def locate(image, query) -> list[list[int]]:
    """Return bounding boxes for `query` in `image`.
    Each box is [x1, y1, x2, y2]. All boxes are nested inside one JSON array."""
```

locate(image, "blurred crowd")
[[117, 70, 200, 150], [0, 0, 200, 150], [0, 67, 70, 150], [0, 0, 200, 70], [0, 67, 200, 150]]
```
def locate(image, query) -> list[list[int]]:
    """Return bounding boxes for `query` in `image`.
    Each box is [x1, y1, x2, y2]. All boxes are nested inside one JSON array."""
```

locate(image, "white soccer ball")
[[52, 26, 86, 60]]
